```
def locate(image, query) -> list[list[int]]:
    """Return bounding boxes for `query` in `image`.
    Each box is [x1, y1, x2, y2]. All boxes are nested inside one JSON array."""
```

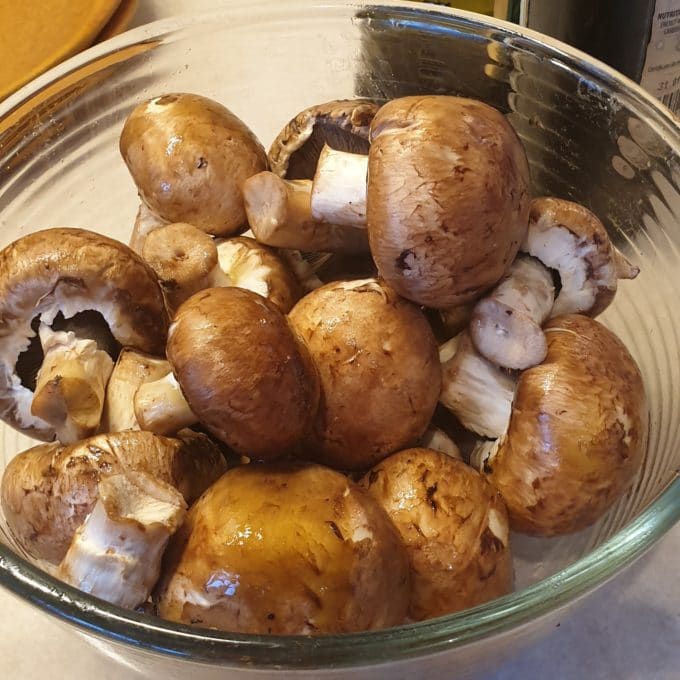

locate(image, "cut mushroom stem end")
[[244, 171, 369, 253], [134, 372, 197, 436], [57, 470, 186, 609], [310, 145, 368, 228], [31, 325, 114, 444]]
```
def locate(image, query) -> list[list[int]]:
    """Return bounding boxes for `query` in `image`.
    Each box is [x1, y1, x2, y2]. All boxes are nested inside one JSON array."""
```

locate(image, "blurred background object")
[[0, 0, 138, 101]]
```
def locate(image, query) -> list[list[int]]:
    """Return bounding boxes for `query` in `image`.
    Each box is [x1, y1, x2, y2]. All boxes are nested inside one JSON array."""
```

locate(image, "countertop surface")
[[1, 1, 679, 678]]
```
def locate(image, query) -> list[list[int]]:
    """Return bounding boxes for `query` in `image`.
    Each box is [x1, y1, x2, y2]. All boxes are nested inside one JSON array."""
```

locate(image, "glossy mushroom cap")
[[479, 314, 648, 536], [268, 99, 379, 179], [120, 93, 267, 236], [288, 278, 441, 470], [367, 96, 530, 308], [0, 430, 226, 563], [167, 287, 319, 459], [360, 448, 512, 620], [156, 462, 410, 634], [0, 228, 167, 440]]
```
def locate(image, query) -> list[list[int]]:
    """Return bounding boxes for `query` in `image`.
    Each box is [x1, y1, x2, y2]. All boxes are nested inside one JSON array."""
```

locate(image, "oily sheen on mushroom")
[[0, 228, 167, 443]]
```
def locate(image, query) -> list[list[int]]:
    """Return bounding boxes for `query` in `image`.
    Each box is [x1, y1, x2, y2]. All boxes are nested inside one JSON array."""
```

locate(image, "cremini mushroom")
[[308, 95, 531, 308], [465, 314, 647, 536], [120, 93, 267, 239], [57, 470, 186, 609], [0, 430, 226, 563], [135, 287, 319, 460], [522, 197, 639, 317], [156, 461, 410, 634], [142, 223, 301, 315], [359, 448, 512, 620], [469, 255, 555, 370], [268, 99, 379, 179], [0, 228, 167, 443], [288, 278, 441, 470], [129, 202, 167, 255], [243, 171, 369, 253]]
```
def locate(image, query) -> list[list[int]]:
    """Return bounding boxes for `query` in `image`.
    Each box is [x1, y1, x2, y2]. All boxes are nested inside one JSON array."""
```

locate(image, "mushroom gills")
[[57, 470, 186, 609]]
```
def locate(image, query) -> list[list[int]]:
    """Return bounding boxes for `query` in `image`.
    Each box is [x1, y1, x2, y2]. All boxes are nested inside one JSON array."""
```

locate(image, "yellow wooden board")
[[0, 0, 121, 100]]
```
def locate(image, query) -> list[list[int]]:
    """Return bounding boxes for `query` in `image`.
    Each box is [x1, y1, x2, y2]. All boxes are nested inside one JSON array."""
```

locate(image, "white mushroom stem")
[[31, 324, 114, 444], [418, 426, 462, 460], [130, 202, 167, 254], [310, 145, 368, 228], [134, 371, 197, 435], [214, 239, 270, 298], [439, 333, 516, 439], [244, 171, 369, 253], [101, 351, 172, 432], [57, 471, 186, 609], [470, 256, 555, 370]]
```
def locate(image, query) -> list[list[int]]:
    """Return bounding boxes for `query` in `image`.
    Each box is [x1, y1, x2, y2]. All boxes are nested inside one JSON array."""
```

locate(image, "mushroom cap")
[[359, 448, 512, 620], [142, 222, 218, 313], [268, 99, 379, 179], [482, 314, 648, 536], [166, 287, 319, 459], [288, 278, 441, 470], [0, 227, 168, 440], [367, 95, 531, 308], [524, 197, 638, 317], [0, 430, 226, 563], [120, 93, 267, 236], [156, 461, 410, 634]]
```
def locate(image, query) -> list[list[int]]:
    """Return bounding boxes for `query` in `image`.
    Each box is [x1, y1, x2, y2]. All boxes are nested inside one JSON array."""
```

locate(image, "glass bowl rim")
[[0, 0, 679, 669]]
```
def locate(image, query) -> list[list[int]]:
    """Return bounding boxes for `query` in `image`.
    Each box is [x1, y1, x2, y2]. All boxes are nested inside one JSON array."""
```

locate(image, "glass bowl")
[[1, 1, 679, 677]]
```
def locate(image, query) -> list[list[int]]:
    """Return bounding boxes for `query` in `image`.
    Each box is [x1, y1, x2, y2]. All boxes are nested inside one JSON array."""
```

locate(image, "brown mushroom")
[[142, 224, 301, 315], [359, 448, 512, 620], [120, 93, 267, 237], [308, 96, 531, 308], [469, 314, 647, 535], [135, 287, 319, 460], [288, 278, 441, 470], [0, 429, 226, 563], [0, 228, 167, 443], [522, 197, 639, 317], [57, 470, 186, 609], [156, 461, 410, 634], [268, 99, 379, 179], [469, 255, 555, 370]]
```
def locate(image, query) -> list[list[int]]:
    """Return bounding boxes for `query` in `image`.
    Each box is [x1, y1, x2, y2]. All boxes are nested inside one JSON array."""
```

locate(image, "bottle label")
[[640, 0, 680, 112]]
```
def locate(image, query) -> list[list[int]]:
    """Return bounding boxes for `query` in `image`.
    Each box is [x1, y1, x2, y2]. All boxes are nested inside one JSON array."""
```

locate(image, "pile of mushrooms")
[[0, 91, 646, 634]]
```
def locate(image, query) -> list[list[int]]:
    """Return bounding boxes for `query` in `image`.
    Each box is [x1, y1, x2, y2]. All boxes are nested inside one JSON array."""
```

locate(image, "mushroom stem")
[[439, 333, 516, 439], [133, 371, 197, 435], [310, 145, 368, 228], [130, 202, 167, 254], [244, 172, 369, 253], [469, 256, 555, 370], [418, 425, 462, 460], [613, 247, 640, 280], [57, 471, 186, 609], [31, 324, 114, 444]]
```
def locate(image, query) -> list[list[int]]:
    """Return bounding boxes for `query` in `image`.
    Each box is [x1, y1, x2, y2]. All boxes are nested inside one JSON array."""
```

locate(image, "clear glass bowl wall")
[[0, 1, 678, 677]]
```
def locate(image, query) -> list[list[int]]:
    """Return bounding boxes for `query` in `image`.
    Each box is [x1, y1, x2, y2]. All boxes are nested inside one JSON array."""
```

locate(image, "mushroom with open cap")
[[453, 314, 647, 536], [0, 228, 168, 444], [288, 278, 441, 470], [0, 429, 226, 564], [268, 99, 379, 179], [156, 461, 410, 634], [307, 95, 531, 308], [57, 470, 187, 609], [134, 287, 319, 460], [141, 223, 301, 315], [120, 93, 267, 245], [359, 448, 512, 620]]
